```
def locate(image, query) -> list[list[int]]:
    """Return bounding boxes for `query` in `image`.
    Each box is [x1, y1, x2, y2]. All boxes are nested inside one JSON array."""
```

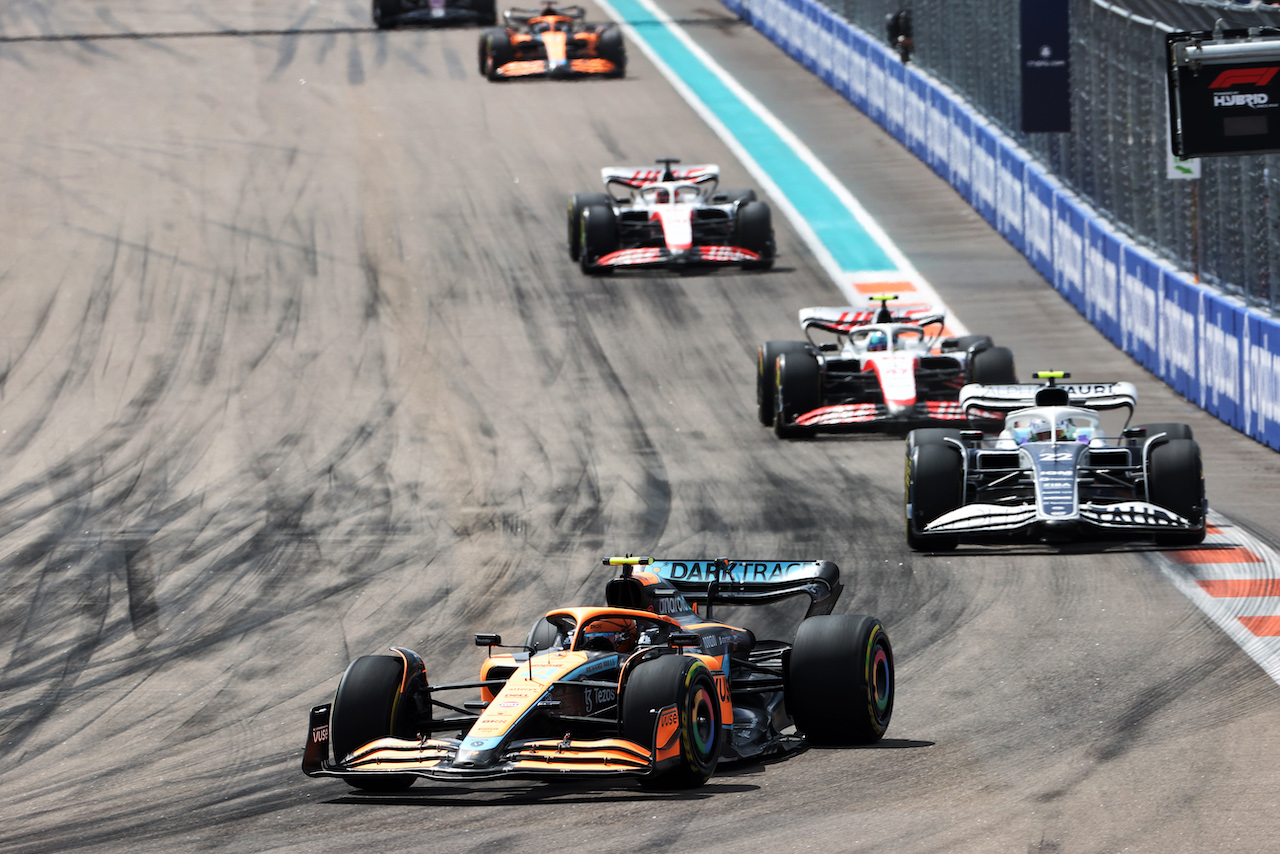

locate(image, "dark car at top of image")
[[302, 555, 893, 791], [372, 0, 496, 28]]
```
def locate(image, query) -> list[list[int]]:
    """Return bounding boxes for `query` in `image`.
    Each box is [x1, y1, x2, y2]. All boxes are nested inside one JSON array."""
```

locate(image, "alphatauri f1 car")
[[758, 296, 1017, 438], [570, 158, 775, 273], [478, 5, 624, 80], [904, 372, 1207, 550], [303, 556, 893, 790], [373, 0, 496, 28]]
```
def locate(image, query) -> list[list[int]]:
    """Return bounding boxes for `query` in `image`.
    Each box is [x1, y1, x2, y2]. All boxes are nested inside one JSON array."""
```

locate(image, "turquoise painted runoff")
[[606, 0, 896, 272]]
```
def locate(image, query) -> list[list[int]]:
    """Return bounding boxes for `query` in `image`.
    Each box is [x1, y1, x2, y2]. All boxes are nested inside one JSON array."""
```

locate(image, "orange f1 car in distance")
[[302, 556, 894, 790], [478, 4, 626, 80]]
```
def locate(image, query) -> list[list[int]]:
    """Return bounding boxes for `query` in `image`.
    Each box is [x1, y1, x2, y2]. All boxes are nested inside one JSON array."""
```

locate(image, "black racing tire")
[[774, 350, 821, 439], [475, 0, 498, 26], [717, 189, 758, 204], [735, 200, 775, 270], [478, 28, 507, 75], [331, 655, 417, 791], [579, 204, 617, 275], [1148, 438, 1206, 546], [597, 26, 626, 77], [968, 345, 1017, 384], [905, 427, 964, 455], [568, 193, 611, 261], [757, 341, 809, 427], [1135, 422, 1194, 448], [786, 615, 894, 745], [623, 655, 721, 788], [371, 0, 404, 28], [482, 30, 514, 80], [525, 616, 562, 653], [905, 443, 962, 551], [950, 334, 993, 353]]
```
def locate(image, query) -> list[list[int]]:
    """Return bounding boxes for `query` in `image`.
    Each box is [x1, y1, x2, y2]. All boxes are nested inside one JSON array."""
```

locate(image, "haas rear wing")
[[960, 381, 1138, 415], [606, 556, 843, 617], [799, 305, 943, 336], [601, 164, 719, 189]]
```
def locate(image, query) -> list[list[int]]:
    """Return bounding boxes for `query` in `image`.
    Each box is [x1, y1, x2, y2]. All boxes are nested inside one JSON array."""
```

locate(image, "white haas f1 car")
[[569, 158, 775, 274], [758, 296, 1017, 438], [303, 556, 893, 790], [904, 372, 1207, 550]]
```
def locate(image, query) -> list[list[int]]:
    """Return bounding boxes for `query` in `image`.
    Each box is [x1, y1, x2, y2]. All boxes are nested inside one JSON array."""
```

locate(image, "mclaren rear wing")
[[799, 305, 943, 336], [601, 164, 719, 189], [960, 381, 1138, 416], [605, 557, 843, 618]]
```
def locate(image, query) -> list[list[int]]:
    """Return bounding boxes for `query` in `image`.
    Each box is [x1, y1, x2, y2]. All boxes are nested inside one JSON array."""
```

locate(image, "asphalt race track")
[[1, 2, 1278, 851]]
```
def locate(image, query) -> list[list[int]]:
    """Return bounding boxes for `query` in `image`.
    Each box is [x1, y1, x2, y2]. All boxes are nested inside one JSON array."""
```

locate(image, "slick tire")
[[905, 428, 964, 456], [1135, 422, 1194, 449], [786, 614, 894, 745], [331, 655, 417, 791], [1148, 438, 1206, 546], [597, 25, 626, 77], [483, 30, 514, 80], [735, 200, 775, 270], [525, 616, 562, 653], [968, 345, 1017, 384], [623, 654, 721, 788], [905, 443, 962, 551], [757, 341, 809, 427], [579, 204, 617, 275], [716, 189, 757, 204], [950, 334, 993, 353], [774, 350, 821, 439], [568, 193, 611, 261]]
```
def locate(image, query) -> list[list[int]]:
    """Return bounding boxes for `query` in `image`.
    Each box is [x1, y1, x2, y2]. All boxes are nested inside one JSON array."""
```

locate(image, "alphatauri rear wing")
[[959, 381, 1138, 416], [605, 557, 843, 617]]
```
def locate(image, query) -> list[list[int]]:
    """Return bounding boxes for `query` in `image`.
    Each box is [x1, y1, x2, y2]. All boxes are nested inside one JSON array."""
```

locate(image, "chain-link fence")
[[815, 0, 1280, 314]]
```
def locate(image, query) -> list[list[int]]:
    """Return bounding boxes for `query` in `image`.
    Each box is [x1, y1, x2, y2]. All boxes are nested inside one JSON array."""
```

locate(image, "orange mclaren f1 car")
[[478, 4, 625, 80], [302, 556, 894, 790]]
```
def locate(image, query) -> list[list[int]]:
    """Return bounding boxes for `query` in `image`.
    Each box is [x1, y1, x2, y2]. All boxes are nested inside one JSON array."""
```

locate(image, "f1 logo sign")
[[1210, 67, 1279, 88]]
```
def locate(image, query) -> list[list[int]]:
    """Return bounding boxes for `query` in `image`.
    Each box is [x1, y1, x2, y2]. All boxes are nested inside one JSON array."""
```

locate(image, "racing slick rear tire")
[[371, 0, 404, 28], [786, 614, 894, 745], [1148, 438, 1206, 546], [1135, 422, 1194, 448], [331, 655, 417, 792], [623, 654, 722, 788], [597, 26, 626, 77], [905, 428, 964, 455], [906, 443, 962, 551], [579, 204, 618, 275], [568, 193, 611, 261], [774, 350, 821, 439], [481, 30, 514, 80], [735, 201, 775, 270], [716, 189, 758, 204], [757, 341, 809, 426], [950, 334, 993, 353], [968, 345, 1017, 384]]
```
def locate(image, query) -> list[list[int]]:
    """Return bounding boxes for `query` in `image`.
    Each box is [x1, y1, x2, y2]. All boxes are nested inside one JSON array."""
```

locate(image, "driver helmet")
[[654, 188, 670, 204], [1012, 416, 1051, 444], [1058, 417, 1093, 443], [582, 617, 637, 653], [867, 330, 888, 352]]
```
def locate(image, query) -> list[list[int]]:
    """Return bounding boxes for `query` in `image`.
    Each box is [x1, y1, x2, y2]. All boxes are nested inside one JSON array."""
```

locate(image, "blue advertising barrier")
[[722, 0, 1280, 450]]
